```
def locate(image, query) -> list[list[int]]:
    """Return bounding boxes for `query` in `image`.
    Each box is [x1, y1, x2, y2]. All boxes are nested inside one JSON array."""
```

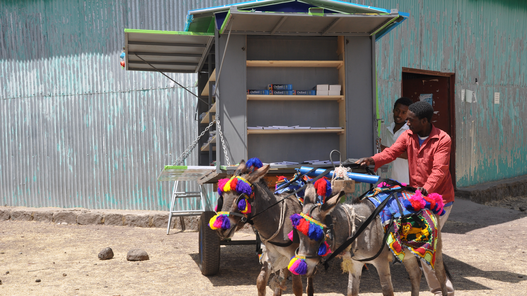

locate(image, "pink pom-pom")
[[377, 182, 389, 188], [288, 230, 294, 241], [213, 216, 223, 229]]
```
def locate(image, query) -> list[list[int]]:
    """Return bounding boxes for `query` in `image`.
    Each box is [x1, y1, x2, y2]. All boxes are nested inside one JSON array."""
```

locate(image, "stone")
[[103, 213, 124, 226], [126, 249, 149, 261], [32, 211, 54, 222], [124, 214, 150, 228], [0, 208, 11, 221], [36, 279, 41, 283], [151, 213, 171, 228], [78, 212, 103, 225], [10, 210, 33, 221], [53, 211, 78, 225], [98, 247, 114, 260]]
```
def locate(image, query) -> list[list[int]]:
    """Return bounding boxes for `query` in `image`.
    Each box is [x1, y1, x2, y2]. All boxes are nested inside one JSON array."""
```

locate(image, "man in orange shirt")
[[356, 101, 455, 295]]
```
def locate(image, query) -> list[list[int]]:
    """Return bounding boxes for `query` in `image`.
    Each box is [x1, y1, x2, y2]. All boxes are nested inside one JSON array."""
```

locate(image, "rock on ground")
[[126, 249, 149, 261]]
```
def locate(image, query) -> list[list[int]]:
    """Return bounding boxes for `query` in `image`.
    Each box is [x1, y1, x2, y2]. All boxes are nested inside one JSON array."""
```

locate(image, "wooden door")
[[402, 68, 456, 188]]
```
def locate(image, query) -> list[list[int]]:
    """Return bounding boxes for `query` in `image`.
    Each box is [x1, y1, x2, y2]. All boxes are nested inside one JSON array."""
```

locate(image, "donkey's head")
[[288, 183, 344, 277], [209, 159, 270, 240]]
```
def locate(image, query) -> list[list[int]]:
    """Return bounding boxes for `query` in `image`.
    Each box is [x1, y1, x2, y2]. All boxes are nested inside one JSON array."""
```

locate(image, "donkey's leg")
[[272, 269, 287, 296], [433, 233, 449, 296], [256, 262, 271, 296], [306, 276, 314, 296], [371, 255, 395, 296], [401, 251, 422, 296], [346, 259, 364, 296], [291, 273, 303, 296]]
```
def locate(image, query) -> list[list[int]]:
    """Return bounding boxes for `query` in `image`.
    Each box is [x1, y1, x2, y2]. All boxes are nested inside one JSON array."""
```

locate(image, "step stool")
[[167, 180, 208, 234]]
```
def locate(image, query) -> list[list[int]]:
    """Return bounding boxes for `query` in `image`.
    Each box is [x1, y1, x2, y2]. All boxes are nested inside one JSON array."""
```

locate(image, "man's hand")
[[355, 157, 375, 167], [416, 187, 428, 196]]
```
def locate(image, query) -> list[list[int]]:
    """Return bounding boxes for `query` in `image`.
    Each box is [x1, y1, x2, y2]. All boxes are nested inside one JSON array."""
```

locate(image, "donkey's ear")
[[246, 164, 270, 183], [234, 160, 247, 175], [320, 191, 345, 214], [303, 183, 317, 204]]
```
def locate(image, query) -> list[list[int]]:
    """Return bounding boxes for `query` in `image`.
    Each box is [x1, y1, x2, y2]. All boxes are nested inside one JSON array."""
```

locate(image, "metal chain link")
[[173, 117, 231, 166], [216, 118, 231, 166], [173, 120, 216, 165]]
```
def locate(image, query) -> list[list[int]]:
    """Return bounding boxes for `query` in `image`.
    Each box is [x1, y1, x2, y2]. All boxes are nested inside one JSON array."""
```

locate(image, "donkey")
[[291, 184, 448, 296], [210, 160, 314, 296]]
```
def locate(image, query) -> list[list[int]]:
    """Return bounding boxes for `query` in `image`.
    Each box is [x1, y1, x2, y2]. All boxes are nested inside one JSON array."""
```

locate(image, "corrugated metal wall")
[[372, 0, 527, 187], [0, 0, 239, 210], [2, 0, 526, 209]]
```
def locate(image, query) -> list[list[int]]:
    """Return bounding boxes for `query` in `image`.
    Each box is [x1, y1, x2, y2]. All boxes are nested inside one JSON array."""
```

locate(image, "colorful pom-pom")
[[238, 199, 246, 211], [290, 213, 302, 227], [209, 213, 230, 230], [246, 158, 263, 171], [217, 176, 253, 198], [238, 198, 251, 214], [288, 256, 308, 275], [296, 219, 310, 235], [217, 178, 229, 195], [236, 179, 252, 196], [377, 182, 389, 188], [308, 222, 324, 241], [315, 177, 331, 196], [406, 194, 426, 211], [288, 230, 294, 241], [221, 216, 231, 229], [318, 241, 332, 257]]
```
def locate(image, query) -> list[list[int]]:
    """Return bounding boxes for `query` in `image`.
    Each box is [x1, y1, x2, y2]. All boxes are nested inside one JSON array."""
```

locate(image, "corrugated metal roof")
[[184, 0, 408, 40], [124, 29, 214, 73]]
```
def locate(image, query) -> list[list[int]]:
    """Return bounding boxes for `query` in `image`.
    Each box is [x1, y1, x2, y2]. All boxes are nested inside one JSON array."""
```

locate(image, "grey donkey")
[[294, 184, 448, 296], [212, 160, 314, 296]]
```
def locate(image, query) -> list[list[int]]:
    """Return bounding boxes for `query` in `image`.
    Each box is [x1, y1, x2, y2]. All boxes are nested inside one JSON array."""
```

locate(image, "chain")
[[172, 117, 231, 166], [216, 118, 231, 166], [173, 120, 216, 165]]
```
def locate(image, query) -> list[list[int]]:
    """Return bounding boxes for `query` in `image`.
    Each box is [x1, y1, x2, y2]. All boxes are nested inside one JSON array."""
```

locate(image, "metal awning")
[[216, 9, 404, 36], [185, 0, 409, 40], [124, 29, 214, 73]]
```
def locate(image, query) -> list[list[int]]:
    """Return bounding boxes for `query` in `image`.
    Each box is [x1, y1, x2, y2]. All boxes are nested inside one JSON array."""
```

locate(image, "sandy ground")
[[0, 197, 526, 296]]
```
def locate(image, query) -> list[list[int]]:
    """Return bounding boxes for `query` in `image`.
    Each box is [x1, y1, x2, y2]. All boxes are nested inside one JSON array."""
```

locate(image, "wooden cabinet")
[[245, 48, 346, 163]]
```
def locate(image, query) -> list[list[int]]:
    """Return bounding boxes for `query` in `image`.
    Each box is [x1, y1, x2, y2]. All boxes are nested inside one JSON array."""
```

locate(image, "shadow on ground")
[[443, 198, 526, 234], [189, 242, 527, 295]]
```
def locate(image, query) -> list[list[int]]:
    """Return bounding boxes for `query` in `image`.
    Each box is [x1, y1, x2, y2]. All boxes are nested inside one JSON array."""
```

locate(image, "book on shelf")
[[295, 90, 316, 95], [247, 89, 270, 95], [270, 90, 295, 95], [270, 161, 299, 165], [268, 84, 293, 91]]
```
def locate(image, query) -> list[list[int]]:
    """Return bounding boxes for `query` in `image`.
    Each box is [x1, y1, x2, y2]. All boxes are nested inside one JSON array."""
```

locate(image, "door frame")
[[401, 67, 457, 189]]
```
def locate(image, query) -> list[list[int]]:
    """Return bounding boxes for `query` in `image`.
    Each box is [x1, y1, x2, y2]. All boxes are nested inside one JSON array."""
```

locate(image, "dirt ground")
[[1, 197, 527, 296]]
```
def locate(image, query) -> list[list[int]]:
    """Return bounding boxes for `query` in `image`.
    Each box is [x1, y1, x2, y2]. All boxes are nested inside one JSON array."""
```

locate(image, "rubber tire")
[[199, 211, 220, 276]]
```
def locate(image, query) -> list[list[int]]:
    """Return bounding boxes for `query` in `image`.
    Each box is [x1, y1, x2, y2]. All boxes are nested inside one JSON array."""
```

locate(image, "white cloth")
[[386, 122, 410, 184]]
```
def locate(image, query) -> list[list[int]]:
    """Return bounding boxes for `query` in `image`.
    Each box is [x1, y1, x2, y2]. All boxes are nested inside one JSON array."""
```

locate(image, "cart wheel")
[[199, 211, 220, 276]]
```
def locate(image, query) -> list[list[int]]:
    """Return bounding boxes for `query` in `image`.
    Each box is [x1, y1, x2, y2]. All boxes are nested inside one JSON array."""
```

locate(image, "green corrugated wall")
[[373, 0, 527, 187]]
